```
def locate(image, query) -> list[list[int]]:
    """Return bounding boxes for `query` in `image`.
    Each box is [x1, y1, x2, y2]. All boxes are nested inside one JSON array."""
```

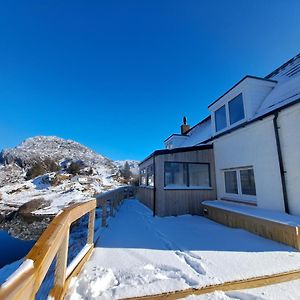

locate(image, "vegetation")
[[120, 161, 132, 180], [67, 161, 82, 175], [26, 162, 46, 180], [25, 158, 60, 180], [44, 158, 60, 172]]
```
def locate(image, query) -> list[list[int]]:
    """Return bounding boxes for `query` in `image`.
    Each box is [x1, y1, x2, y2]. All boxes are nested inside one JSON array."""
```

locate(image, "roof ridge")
[[265, 53, 300, 79]]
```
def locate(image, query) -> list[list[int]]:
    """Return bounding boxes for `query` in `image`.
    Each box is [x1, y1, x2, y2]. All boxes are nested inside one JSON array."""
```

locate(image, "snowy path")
[[66, 199, 300, 299]]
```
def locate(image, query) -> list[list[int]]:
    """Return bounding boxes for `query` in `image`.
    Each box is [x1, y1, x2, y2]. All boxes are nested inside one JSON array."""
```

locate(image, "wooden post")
[[101, 199, 107, 227], [54, 228, 69, 291], [87, 208, 95, 244]]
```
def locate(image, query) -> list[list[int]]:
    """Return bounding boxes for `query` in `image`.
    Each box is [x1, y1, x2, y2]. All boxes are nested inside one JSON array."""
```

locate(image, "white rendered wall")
[[277, 102, 300, 216], [214, 116, 285, 212]]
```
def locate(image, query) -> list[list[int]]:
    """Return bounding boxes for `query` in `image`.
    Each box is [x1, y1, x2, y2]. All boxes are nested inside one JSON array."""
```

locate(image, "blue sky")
[[0, 1, 299, 160]]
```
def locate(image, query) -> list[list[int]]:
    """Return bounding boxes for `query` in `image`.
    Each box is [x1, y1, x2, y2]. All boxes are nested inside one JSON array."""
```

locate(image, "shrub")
[[26, 162, 45, 180], [67, 162, 81, 175], [120, 161, 132, 180], [44, 158, 60, 172]]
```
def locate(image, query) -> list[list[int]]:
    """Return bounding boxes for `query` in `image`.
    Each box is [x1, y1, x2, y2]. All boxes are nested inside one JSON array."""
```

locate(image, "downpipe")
[[273, 112, 290, 214]]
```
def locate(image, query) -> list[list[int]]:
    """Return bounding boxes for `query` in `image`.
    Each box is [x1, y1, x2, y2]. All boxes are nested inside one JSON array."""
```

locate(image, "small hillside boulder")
[[17, 198, 51, 223]]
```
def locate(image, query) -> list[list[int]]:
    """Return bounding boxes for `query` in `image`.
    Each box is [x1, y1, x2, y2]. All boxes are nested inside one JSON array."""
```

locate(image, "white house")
[[162, 53, 300, 217]]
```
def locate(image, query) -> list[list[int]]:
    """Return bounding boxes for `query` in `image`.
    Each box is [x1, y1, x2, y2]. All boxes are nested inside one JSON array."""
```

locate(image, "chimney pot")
[[181, 116, 190, 134]]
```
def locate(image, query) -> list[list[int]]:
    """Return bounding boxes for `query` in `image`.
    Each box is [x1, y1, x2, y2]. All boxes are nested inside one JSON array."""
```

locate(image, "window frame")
[[215, 105, 227, 132], [228, 93, 245, 125], [139, 168, 147, 186], [213, 93, 246, 134], [164, 161, 211, 190], [223, 166, 256, 203], [146, 165, 154, 187]]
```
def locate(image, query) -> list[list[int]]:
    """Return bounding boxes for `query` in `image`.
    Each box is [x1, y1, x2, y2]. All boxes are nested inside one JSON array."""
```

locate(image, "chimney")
[[180, 116, 190, 135]]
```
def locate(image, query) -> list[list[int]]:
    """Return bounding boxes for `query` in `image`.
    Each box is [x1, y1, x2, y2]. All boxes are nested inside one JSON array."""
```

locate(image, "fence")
[[0, 186, 135, 300]]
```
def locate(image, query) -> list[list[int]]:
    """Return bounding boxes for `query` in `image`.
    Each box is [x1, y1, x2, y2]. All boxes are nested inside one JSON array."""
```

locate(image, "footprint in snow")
[[175, 251, 207, 275]]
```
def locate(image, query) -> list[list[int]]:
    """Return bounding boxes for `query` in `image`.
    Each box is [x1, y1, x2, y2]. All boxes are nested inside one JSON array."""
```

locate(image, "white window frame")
[[223, 167, 256, 203], [213, 93, 246, 135]]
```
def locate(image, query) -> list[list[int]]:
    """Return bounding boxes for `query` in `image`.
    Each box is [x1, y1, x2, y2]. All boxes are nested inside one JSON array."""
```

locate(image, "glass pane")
[[147, 175, 154, 186], [229, 94, 245, 125], [215, 105, 227, 132], [189, 164, 210, 187], [224, 171, 238, 194], [240, 169, 256, 195], [164, 162, 187, 187], [146, 165, 153, 186], [140, 169, 146, 185]]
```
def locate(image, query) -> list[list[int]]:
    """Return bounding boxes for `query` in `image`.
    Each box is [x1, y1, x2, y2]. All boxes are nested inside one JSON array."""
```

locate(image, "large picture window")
[[164, 162, 210, 189], [165, 162, 187, 187], [215, 105, 227, 132], [228, 93, 245, 125], [189, 163, 210, 187], [224, 167, 256, 201]]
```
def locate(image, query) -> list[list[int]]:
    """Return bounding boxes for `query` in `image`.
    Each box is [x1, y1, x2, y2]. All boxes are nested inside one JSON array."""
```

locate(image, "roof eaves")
[[139, 144, 213, 165]]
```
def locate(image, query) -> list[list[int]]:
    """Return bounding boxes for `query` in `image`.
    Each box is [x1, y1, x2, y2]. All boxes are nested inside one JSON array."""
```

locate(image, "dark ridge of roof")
[[207, 75, 277, 109], [265, 53, 300, 79], [139, 144, 213, 165]]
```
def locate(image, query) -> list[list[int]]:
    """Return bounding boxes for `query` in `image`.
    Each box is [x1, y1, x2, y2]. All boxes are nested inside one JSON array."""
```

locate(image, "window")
[[164, 162, 210, 188], [228, 94, 245, 125], [224, 170, 238, 194], [240, 169, 256, 195], [189, 163, 210, 187], [215, 105, 227, 132], [166, 142, 173, 150], [147, 165, 154, 186], [165, 162, 187, 187], [140, 169, 146, 186], [224, 167, 256, 201]]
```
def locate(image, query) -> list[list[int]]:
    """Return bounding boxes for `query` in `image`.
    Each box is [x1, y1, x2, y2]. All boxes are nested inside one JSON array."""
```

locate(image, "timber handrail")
[[0, 199, 96, 300], [0, 185, 136, 300]]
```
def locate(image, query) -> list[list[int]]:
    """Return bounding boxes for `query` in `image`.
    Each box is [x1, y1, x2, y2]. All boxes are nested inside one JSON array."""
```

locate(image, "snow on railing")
[[0, 186, 136, 300]]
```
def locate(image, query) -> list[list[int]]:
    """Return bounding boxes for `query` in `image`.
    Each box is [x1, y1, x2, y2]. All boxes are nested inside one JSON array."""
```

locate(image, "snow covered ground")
[[0, 171, 121, 216], [66, 199, 300, 300]]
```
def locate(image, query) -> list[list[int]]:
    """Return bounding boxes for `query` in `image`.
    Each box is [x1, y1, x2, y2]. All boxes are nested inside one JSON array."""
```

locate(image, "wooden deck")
[[1, 190, 300, 299], [203, 201, 300, 250]]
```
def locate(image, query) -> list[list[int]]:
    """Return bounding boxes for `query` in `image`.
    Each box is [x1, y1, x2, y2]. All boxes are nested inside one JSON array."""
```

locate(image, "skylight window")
[[228, 93, 245, 125]]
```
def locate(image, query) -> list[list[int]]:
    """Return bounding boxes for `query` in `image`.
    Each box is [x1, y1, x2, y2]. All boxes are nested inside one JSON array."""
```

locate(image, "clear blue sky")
[[0, 1, 299, 160]]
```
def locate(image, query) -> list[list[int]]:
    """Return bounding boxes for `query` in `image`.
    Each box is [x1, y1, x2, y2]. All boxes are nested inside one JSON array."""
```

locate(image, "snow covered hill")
[[0, 136, 139, 239]]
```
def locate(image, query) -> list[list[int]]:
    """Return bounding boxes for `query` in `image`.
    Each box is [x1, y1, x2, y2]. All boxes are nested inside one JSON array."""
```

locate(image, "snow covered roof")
[[255, 53, 300, 117], [162, 54, 300, 150], [180, 116, 212, 147]]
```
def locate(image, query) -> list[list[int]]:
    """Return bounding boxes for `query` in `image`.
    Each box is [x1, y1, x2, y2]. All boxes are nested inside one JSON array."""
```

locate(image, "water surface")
[[0, 230, 34, 269]]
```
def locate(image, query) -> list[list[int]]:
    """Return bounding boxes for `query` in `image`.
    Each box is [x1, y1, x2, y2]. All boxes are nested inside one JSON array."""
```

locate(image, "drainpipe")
[[273, 112, 290, 214], [153, 155, 156, 217]]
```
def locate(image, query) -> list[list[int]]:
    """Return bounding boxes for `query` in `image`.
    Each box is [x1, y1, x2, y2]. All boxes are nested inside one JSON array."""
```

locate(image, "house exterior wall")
[[155, 149, 216, 216], [278, 102, 300, 216], [214, 116, 286, 212]]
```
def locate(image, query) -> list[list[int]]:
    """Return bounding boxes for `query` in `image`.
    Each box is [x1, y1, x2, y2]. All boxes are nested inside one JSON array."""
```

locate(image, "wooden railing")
[[0, 186, 136, 300]]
